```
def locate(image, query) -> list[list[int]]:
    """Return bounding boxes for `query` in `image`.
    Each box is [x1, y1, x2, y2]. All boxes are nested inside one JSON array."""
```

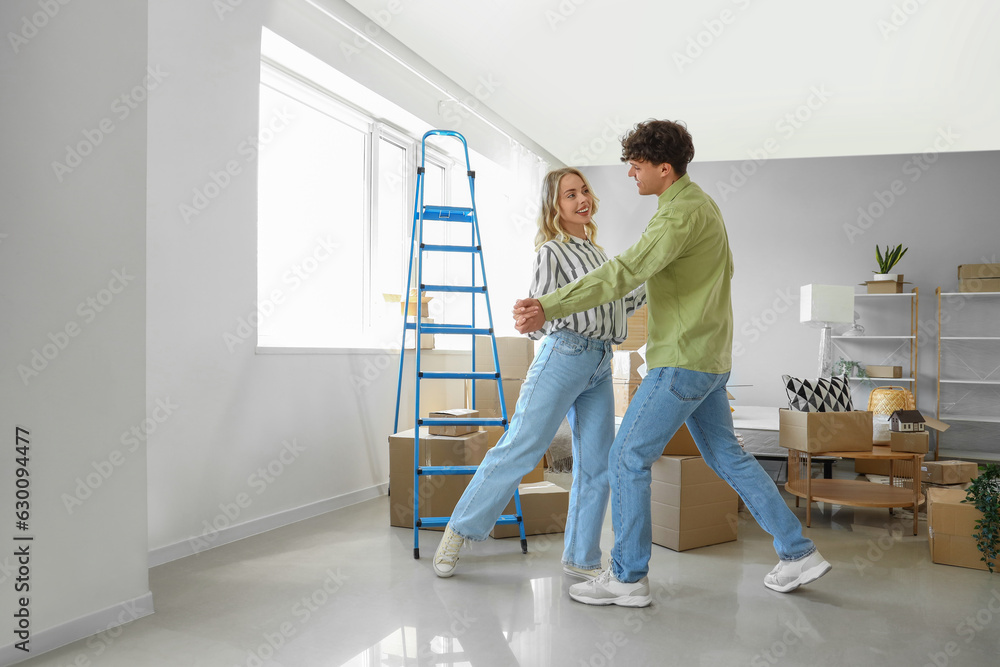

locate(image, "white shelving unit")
[[831, 289, 919, 405], [935, 288, 1000, 461]]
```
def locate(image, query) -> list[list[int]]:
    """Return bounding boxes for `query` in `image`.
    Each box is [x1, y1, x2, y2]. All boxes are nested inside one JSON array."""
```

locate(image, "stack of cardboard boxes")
[[613, 304, 647, 417], [651, 425, 740, 551], [923, 460, 984, 570]]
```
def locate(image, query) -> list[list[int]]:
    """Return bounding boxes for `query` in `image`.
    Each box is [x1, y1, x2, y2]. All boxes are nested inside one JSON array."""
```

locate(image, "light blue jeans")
[[449, 330, 614, 570], [611, 367, 816, 583]]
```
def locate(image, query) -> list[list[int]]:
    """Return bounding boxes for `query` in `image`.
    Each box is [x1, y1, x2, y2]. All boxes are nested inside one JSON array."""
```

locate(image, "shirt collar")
[[657, 173, 691, 206]]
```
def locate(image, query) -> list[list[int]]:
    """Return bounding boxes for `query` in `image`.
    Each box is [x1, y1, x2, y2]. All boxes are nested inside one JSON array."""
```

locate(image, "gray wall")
[[582, 150, 1000, 454]]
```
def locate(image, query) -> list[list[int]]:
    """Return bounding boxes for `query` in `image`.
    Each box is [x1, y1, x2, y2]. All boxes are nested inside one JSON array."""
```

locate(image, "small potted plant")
[[833, 359, 874, 387], [963, 463, 1000, 573], [874, 243, 908, 281]]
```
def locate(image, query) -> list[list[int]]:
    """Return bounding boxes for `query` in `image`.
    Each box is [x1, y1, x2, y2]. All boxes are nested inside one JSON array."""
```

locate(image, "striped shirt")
[[528, 236, 646, 343]]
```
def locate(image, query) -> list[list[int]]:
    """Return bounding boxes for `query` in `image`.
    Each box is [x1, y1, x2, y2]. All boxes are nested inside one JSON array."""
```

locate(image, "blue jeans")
[[611, 367, 815, 582], [449, 330, 615, 570]]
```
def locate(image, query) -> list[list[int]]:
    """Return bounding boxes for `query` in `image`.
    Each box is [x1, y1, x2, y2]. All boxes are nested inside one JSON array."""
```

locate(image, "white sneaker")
[[563, 564, 603, 579], [433, 526, 465, 578], [569, 568, 651, 607], [764, 550, 831, 593]]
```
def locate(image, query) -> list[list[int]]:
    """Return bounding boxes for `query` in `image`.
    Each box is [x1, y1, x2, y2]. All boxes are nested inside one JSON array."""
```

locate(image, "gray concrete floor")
[[16, 467, 1000, 667]]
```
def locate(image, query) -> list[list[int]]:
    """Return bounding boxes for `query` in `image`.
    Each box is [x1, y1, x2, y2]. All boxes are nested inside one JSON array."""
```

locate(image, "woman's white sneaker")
[[433, 526, 465, 578], [764, 550, 831, 592], [569, 569, 651, 607]]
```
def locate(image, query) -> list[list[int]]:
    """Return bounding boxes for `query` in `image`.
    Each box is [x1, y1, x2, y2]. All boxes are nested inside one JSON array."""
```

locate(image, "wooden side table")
[[784, 446, 924, 535]]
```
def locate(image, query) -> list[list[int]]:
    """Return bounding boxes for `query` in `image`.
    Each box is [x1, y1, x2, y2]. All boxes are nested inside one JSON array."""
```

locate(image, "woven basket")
[[867, 386, 915, 416]]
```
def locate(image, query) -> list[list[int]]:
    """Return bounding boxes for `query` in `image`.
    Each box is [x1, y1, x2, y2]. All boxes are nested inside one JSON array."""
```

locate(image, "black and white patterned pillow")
[[782, 374, 854, 412]]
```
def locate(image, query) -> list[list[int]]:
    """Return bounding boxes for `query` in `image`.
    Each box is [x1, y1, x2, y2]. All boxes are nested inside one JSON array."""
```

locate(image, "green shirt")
[[537, 174, 734, 374]]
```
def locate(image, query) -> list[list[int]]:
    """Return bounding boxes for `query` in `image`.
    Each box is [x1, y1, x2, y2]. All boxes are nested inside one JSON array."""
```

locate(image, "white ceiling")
[[343, 0, 1000, 165]]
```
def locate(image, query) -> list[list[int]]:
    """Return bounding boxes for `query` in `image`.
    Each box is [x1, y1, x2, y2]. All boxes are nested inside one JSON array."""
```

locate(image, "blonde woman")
[[433, 167, 646, 578]]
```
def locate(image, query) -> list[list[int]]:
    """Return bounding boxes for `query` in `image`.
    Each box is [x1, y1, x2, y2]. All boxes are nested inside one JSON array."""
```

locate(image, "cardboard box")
[[491, 481, 569, 538], [854, 458, 892, 476], [612, 350, 645, 381], [922, 460, 979, 485], [614, 304, 647, 351], [474, 336, 535, 379], [663, 424, 701, 457], [613, 379, 641, 417], [466, 378, 522, 420], [778, 410, 874, 453], [889, 430, 930, 454], [861, 275, 909, 294], [866, 365, 903, 378], [957, 263, 1000, 279], [404, 317, 435, 349], [650, 455, 739, 552], [927, 487, 994, 571], [427, 408, 479, 436], [959, 277, 1000, 293], [384, 291, 432, 318], [387, 428, 487, 529], [474, 426, 544, 483]]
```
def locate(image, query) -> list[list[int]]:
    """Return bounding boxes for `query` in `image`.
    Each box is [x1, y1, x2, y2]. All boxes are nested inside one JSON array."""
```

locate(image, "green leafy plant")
[[875, 244, 908, 274], [963, 463, 1000, 573], [833, 359, 874, 387]]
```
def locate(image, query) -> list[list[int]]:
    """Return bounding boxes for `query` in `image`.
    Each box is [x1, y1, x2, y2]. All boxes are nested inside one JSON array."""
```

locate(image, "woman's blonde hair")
[[533, 167, 602, 252]]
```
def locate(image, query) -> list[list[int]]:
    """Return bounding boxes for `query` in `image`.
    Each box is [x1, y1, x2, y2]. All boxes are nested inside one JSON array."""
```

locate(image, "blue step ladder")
[[393, 130, 527, 559]]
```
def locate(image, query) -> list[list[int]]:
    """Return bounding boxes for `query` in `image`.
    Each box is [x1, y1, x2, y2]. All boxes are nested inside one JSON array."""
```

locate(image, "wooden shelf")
[[832, 335, 915, 340], [786, 479, 922, 509]]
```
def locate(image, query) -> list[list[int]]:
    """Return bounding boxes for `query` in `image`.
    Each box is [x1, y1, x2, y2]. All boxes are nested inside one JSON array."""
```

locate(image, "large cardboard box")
[[959, 277, 1000, 293], [778, 409, 874, 453], [650, 455, 739, 551], [889, 430, 930, 454], [491, 481, 569, 538], [613, 379, 641, 417], [922, 460, 979, 485], [957, 263, 1000, 279], [866, 365, 903, 378], [403, 317, 435, 349], [614, 304, 647, 351], [473, 426, 544, 484], [927, 487, 994, 571], [428, 408, 479, 436], [663, 424, 701, 457], [388, 428, 487, 529], [466, 378, 522, 420], [474, 336, 535, 379], [612, 350, 644, 381]]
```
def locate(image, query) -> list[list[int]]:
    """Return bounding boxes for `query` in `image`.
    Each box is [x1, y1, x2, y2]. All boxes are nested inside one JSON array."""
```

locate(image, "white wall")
[[145, 0, 541, 563], [582, 150, 1000, 450], [0, 1, 151, 662]]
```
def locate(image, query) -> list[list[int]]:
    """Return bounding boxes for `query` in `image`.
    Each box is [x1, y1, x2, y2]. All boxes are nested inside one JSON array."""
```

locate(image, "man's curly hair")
[[620, 120, 695, 177]]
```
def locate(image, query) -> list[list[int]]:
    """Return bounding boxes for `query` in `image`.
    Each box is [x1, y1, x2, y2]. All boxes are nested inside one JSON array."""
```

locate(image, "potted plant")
[[963, 463, 1000, 573], [833, 359, 874, 387], [874, 243, 908, 281]]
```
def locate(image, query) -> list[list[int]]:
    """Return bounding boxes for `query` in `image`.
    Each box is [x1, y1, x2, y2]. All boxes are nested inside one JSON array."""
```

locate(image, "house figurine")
[[889, 410, 925, 433]]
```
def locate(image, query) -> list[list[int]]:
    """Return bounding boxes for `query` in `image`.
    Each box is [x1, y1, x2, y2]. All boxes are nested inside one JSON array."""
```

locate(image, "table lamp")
[[800, 284, 855, 377]]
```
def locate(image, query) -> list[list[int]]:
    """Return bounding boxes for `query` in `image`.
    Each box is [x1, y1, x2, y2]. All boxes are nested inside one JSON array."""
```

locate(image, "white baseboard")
[[148, 483, 389, 567], [0, 592, 154, 667]]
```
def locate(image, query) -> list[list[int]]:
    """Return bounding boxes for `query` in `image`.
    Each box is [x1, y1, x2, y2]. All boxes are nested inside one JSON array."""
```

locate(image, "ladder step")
[[421, 244, 480, 254], [405, 323, 492, 335], [417, 514, 521, 529], [419, 465, 479, 475], [420, 284, 487, 294], [420, 371, 499, 381], [422, 205, 474, 222], [419, 418, 506, 427]]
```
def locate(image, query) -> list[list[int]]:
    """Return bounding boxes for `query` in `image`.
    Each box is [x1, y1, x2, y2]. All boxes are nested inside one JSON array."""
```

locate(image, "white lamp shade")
[[800, 284, 855, 324]]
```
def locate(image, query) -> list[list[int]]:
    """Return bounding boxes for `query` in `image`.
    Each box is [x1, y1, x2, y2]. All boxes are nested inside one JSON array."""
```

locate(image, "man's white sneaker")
[[432, 526, 465, 578], [569, 568, 651, 607], [563, 564, 603, 579], [764, 550, 831, 593]]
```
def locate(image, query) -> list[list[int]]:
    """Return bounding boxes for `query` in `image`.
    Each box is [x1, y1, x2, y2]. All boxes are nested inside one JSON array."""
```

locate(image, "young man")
[[514, 120, 830, 607]]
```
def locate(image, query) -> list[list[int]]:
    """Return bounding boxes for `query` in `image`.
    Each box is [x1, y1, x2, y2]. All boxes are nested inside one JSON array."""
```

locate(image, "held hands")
[[512, 298, 545, 334]]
